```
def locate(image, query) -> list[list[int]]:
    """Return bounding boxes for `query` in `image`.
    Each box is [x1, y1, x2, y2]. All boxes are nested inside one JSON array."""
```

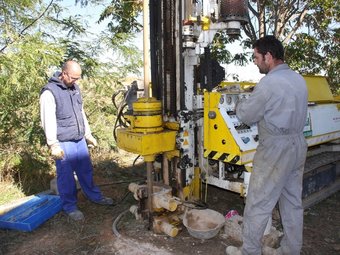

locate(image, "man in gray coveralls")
[[226, 36, 308, 255]]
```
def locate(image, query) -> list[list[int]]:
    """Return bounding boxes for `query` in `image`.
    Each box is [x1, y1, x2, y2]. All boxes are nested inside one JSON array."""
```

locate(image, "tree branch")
[[243, 22, 257, 42], [283, 6, 308, 44], [276, 0, 307, 40], [0, 0, 55, 53], [281, 0, 301, 28], [258, 0, 266, 37], [248, 1, 259, 18], [243, 2, 258, 42], [273, 0, 281, 36]]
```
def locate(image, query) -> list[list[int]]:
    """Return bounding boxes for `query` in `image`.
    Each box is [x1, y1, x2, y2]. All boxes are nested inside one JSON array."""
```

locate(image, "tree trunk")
[[258, 0, 266, 38]]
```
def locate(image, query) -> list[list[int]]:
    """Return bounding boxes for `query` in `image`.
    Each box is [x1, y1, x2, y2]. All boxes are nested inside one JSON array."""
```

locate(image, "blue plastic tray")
[[0, 194, 62, 232]]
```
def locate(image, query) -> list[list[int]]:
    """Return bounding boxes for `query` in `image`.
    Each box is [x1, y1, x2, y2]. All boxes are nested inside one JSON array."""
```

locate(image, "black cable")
[[180, 200, 208, 210], [133, 155, 141, 166], [115, 190, 131, 205], [96, 179, 145, 187]]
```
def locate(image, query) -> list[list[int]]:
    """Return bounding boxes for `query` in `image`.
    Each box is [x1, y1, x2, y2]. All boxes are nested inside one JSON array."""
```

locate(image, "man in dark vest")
[[40, 60, 113, 221]]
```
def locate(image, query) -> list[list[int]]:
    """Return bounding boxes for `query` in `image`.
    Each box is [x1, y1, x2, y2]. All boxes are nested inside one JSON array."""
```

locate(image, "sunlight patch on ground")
[[112, 237, 174, 255], [0, 182, 25, 206]]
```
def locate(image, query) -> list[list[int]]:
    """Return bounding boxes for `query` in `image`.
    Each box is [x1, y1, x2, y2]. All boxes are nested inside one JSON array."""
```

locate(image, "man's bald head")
[[60, 60, 82, 87]]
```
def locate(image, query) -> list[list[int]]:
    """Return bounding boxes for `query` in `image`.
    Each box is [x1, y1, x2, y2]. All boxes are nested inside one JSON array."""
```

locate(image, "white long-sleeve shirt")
[[40, 90, 92, 147]]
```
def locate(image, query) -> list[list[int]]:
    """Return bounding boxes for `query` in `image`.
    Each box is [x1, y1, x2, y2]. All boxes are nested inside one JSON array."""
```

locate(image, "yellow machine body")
[[114, 0, 340, 237], [204, 75, 340, 167], [116, 129, 177, 157], [202, 75, 340, 201], [127, 97, 163, 133], [116, 97, 177, 159], [222, 75, 337, 103]]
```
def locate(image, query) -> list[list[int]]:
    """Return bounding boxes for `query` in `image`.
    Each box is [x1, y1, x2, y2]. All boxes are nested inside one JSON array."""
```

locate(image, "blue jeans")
[[56, 138, 102, 213]]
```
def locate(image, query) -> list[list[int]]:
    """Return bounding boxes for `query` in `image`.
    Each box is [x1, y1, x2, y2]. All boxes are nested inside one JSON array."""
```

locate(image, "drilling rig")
[[114, 0, 340, 237]]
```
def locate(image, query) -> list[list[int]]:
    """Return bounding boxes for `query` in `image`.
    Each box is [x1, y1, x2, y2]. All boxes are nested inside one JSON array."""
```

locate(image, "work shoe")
[[68, 209, 85, 221], [226, 246, 242, 255], [93, 196, 114, 205]]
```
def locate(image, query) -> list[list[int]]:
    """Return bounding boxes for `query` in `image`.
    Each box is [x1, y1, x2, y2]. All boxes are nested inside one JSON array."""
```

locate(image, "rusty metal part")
[[220, 0, 249, 23]]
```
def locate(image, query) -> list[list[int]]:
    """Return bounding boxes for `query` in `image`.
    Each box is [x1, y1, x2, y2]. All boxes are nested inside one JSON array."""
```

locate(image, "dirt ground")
[[0, 153, 339, 255]]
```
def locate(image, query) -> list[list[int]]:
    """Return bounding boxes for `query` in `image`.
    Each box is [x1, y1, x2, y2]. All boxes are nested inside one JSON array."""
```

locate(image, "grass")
[[0, 181, 25, 206]]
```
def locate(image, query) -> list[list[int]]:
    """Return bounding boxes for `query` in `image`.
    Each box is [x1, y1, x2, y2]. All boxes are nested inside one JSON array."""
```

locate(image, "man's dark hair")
[[253, 36, 284, 61]]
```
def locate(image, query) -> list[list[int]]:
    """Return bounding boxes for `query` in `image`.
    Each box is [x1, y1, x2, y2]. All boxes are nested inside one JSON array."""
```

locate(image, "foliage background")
[[0, 0, 142, 201]]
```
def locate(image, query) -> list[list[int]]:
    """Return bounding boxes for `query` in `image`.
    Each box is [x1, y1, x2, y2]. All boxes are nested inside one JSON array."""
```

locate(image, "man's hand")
[[86, 134, 97, 147], [50, 144, 64, 160]]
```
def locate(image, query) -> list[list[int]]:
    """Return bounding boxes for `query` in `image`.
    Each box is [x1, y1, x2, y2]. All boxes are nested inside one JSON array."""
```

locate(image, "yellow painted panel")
[[303, 75, 335, 103], [204, 92, 241, 162]]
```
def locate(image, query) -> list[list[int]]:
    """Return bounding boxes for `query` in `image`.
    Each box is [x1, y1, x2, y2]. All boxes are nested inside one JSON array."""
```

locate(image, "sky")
[[59, 0, 263, 83], [224, 43, 264, 82], [61, 0, 109, 35]]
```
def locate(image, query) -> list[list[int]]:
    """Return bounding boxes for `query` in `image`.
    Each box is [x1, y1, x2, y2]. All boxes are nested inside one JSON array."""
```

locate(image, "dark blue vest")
[[41, 78, 85, 142]]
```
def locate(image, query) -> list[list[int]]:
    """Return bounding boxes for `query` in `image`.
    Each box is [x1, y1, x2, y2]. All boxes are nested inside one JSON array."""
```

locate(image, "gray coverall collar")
[[267, 63, 289, 75]]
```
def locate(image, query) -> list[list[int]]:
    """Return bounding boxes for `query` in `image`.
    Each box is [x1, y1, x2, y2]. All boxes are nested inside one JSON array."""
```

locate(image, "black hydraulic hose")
[[117, 104, 128, 127], [112, 90, 123, 110], [112, 89, 129, 141], [96, 179, 144, 187], [112, 209, 130, 238], [133, 155, 141, 166], [113, 102, 128, 141]]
